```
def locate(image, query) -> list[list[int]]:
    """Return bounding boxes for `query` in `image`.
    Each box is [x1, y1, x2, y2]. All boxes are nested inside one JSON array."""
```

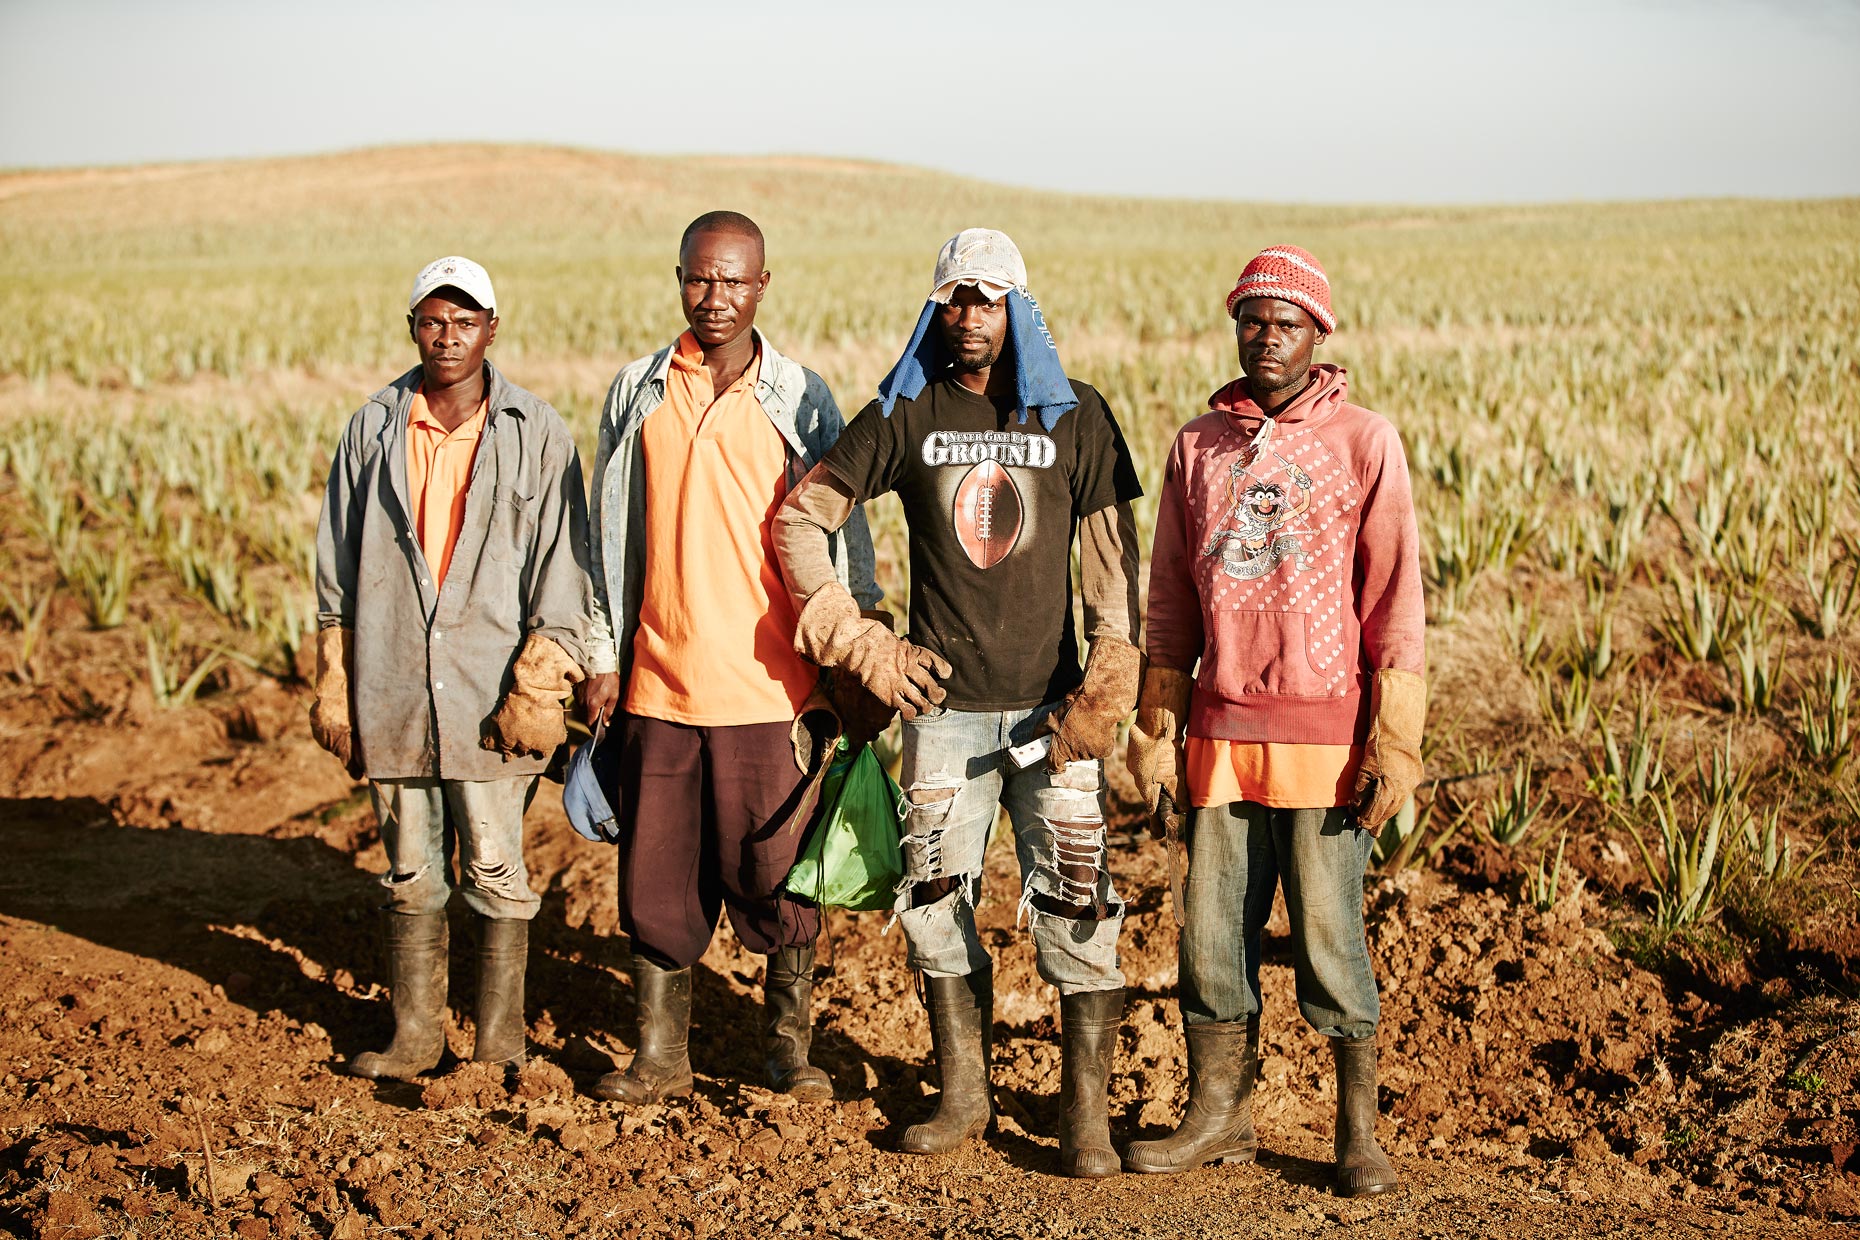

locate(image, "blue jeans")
[[894, 706, 1124, 996], [370, 776, 542, 921], [1180, 801, 1378, 1038]]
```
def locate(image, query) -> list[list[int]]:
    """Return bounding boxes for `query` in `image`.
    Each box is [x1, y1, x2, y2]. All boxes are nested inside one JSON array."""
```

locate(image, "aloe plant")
[[1522, 830, 1585, 913], [1795, 656, 1854, 777]]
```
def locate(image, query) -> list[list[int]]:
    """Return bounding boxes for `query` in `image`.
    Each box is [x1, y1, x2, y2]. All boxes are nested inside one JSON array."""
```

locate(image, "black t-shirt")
[[824, 377, 1142, 711]]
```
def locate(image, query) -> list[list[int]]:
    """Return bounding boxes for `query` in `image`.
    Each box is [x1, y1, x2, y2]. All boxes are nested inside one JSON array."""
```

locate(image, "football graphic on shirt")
[[952, 459, 1024, 569]]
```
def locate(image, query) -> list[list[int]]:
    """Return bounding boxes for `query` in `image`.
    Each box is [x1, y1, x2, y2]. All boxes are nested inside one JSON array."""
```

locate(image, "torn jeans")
[[370, 776, 543, 921], [895, 706, 1124, 996]]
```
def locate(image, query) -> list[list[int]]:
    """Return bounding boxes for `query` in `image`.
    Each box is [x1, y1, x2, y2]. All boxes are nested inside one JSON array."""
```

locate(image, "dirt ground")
[[1, 639, 1856, 1240]]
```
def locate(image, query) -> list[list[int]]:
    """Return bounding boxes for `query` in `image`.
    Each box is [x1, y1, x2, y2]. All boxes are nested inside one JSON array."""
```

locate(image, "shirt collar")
[[669, 329, 762, 393], [409, 386, 488, 433]]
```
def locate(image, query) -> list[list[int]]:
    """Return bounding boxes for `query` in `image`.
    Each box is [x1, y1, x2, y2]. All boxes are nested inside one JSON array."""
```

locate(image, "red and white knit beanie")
[[1225, 245, 1335, 333]]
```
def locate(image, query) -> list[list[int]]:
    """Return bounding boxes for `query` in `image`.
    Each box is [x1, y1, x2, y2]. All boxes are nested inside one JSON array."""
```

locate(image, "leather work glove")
[[483, 634, 587, 761], [828, 608, 902, 747], [1125, 664, 1193, 813], [790, 609, 904, 773], [1353, 668, 1427, 829], [1039, 637, 1143, 771], [794, 585, 950, 721], [308, 626, 364, 779]]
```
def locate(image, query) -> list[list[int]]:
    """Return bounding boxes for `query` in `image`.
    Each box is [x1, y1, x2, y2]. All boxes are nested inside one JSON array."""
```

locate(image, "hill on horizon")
[[4, 142, 1852, 401]]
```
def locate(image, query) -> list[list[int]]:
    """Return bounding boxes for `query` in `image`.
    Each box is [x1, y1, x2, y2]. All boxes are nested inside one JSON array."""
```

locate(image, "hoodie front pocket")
[[1202, 609, 1330, 700]]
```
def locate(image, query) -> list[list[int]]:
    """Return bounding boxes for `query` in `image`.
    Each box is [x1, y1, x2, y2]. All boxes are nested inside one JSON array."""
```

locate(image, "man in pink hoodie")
[[1123, 246, 1424, 1196]]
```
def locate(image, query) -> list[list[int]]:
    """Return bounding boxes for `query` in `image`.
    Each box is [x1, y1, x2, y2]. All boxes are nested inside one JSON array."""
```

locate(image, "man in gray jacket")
[[312, 255, 591, 1080], [580, 212, 881, 1105]]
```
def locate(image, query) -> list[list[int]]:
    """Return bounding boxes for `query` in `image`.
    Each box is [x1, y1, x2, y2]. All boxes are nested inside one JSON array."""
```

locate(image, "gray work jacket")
[[585, 329, 880, 679], [316, 362, 593, 780]]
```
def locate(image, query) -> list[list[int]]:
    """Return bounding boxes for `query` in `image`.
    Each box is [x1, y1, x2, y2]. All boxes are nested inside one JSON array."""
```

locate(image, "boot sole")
[[1334, 1177, 1399, 1198], [1061, 1149, 1122, 1179], [346, 1057, 442, 1082], [1123, 1144, 1257, 1174], [898, 1114, 991, 1155], [589, 1074, 695, 1104], [780, 1079, 834, 1104], [769, 1062, 834, 1103]]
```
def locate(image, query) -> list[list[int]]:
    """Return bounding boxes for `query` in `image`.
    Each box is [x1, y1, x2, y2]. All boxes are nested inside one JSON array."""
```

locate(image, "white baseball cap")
[[408, 255, 497, 316], [929, 228, 1027, 304]]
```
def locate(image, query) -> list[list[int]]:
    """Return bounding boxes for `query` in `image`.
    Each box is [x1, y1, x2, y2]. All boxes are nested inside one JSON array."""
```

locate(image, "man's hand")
[[1040, 638, 1142, 770], [307, 626, 364, 779], [854, 638, 950, 721], [1353, 669, 1426, 829], [1126, 664, 1193, 813], [579, 671, 621, 726], [482, 634, 585, 761], [825, 609, 902, 745], [826, 670, 900, 747], [793, 585, 950, 721]]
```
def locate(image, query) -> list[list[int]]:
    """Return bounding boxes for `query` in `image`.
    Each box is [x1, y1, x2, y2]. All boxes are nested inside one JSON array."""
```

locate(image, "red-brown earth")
[[0, 644, 1855, 1239]]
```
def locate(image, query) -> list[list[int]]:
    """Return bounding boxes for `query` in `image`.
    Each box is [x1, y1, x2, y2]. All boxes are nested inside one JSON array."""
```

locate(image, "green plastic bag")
[[785, 742, 904, 912]]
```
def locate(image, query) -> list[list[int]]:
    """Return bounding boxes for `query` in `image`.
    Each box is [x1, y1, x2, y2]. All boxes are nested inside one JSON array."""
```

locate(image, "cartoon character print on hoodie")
[[1201, 416, 1318, 581], [1185, 367, 1366, 706]]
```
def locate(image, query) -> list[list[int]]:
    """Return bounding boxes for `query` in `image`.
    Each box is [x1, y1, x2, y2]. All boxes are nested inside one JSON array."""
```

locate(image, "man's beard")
[[949, 336, 1005, 373]]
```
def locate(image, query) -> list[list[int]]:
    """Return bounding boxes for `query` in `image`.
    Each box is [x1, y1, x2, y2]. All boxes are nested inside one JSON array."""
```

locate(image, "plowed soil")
[[1, 660, 1856, 1238]]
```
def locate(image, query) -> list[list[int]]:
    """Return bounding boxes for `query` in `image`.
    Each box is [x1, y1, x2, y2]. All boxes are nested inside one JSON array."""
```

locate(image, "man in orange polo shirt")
[[581, 212, 881, 1104], [312, 256, 592, 1081]]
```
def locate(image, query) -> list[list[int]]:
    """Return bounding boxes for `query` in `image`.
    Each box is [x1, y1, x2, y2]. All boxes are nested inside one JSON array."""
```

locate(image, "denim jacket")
[[316, 362, 593, 780], [585, 329, 881, 679]]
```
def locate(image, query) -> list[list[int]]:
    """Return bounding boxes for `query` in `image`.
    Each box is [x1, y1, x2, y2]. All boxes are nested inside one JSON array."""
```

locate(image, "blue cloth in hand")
[[876, 289, 1077, 430]]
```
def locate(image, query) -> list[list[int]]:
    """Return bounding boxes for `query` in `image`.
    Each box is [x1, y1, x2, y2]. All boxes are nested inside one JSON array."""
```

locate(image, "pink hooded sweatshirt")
[[1144, 364, 1424, 745]]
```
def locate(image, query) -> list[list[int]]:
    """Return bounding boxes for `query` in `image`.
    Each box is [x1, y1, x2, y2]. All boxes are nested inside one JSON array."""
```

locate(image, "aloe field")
[[0, 146, 1857, 1236], [5, 148, 1856, 933]]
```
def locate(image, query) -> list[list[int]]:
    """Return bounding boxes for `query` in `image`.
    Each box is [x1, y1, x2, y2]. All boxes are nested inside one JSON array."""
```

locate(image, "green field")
[[2, 143, 1857, 949]]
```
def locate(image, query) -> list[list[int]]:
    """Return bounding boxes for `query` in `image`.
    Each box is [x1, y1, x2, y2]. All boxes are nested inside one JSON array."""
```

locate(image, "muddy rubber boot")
[[590, 958, 694, 1104], [471, 917, 528, 1069], [900, 971, 993, 1155], [1058, 988, 1125, 1179], [1123, 1018, 1259, 1173], [764, 945, 833, 1102], [1332, 1035, 1398, 1197], [349, 911, 449, 1081]]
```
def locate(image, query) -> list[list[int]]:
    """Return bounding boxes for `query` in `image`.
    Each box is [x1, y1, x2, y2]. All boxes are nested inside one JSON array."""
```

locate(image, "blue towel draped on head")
[[875, 289, 1077, 430]]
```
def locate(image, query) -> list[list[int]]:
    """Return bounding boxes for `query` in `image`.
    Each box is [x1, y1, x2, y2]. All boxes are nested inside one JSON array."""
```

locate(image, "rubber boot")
[[590, 958, 694, 1104], [471, 917, 528, 1068], [1058, 988, 1124, 1178], [900, 971, 993, 1154], [1332, 1035, 1399, 1197], [764, 945, 833, 1102], [349, 911, 449, 1081], [1123, 1018, 1259, 1173]]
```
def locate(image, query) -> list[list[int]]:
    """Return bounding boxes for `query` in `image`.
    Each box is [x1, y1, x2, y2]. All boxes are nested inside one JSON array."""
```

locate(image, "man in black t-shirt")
[[773, 229, 1144, 1178]]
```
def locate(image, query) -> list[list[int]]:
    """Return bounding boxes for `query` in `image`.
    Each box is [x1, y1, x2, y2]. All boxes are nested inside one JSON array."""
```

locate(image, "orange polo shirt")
[[405, 390, 487, 589], [624, 333, 816, 725], [1186, 739, 1363, 810]]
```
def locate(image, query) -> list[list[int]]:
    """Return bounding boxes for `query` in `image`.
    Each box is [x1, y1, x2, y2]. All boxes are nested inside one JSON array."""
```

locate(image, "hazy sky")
[[3, 0, 1856, 204]]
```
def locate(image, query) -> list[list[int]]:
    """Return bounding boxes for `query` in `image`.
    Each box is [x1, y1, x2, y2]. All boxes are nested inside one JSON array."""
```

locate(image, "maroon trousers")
[[614, 713, 820, 970]]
